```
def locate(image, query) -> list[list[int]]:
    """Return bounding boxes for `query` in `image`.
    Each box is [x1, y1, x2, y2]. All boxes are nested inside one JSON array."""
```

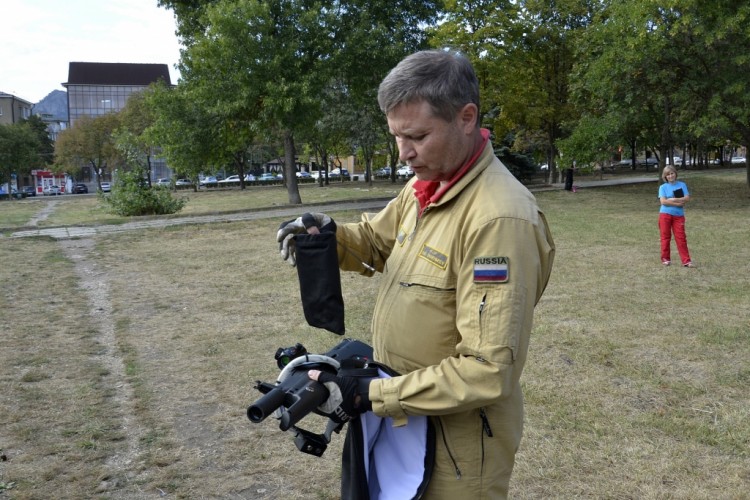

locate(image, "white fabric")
[[360, 369, 428, 500]]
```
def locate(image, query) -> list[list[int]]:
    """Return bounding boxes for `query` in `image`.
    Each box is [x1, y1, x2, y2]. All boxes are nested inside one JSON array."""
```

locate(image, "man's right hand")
[[276, 212, 334, 265]]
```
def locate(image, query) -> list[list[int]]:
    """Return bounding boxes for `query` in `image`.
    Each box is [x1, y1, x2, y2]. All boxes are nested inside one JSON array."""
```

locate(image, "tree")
[[116, 88, 161, 186], [166, 0, 440, 202], [565, 0, 750, 189], [22, 115, 55, 169], [55, 114, 121, 189], [675, 0, 750, 187], [176, 0, 334, 203], [431, 1, 594, 182], [0, 123, 42, 200], [145, 83, 218, 188], [327, 0, 439, 184]]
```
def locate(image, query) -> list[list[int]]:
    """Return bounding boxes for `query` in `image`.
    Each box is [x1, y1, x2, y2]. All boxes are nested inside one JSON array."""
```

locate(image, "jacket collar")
[[412, 128, 493, 215]]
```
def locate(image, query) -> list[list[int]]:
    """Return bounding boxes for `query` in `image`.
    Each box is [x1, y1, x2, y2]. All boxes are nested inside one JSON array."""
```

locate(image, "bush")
[[100, 170, 185, 216]]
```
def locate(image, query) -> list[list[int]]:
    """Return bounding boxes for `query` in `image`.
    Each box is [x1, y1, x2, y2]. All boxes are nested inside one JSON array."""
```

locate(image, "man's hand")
[[309, 364, 374, 424], [276, 213, 334, 265]]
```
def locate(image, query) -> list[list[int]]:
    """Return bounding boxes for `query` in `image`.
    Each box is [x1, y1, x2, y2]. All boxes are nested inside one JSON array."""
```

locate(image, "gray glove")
[[276, 212, 335, 265], [309, 356, 376, 424]]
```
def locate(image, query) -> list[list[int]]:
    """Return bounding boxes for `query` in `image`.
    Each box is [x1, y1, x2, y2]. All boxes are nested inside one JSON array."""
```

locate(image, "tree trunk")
[[284, 131, 302, 204]]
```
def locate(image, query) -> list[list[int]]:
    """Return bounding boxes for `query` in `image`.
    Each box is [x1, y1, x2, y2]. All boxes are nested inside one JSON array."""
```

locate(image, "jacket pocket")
[[374, 278, 458, 372], [469, 285, 527, 365], [436, 408, 487, 480]]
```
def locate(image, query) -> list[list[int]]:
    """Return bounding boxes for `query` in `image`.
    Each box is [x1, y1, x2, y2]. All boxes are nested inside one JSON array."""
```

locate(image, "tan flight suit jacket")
[[336, 141, 555, 498]]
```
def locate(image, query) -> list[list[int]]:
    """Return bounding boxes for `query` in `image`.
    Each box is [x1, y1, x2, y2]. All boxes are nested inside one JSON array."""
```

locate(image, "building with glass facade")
[[64, 62, 171, 125], [62, 62, 173, 181]]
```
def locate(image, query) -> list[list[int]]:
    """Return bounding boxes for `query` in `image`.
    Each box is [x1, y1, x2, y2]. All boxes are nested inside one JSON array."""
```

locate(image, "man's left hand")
[[309, 368, 372, 423], [276, 212, 334, 265]]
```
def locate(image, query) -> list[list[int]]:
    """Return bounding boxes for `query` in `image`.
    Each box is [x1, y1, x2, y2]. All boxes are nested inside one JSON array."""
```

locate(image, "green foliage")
[[54, 114, 122, 184], [494, 132, 538, 180], [0, 122, 42, 193], [100, 169, 185, 216], [22, 115, 55, 165]]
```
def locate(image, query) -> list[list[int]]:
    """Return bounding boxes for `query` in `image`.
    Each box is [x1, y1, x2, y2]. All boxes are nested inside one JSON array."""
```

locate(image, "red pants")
[[659, 213, 691, 265]]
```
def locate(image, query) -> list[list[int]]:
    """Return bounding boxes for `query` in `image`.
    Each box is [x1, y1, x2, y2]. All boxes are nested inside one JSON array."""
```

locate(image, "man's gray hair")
[[377, 49, 480, 124]]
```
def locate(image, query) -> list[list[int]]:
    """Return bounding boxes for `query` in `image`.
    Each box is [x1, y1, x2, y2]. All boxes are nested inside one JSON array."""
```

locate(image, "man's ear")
[[458, 103, 479, 133]]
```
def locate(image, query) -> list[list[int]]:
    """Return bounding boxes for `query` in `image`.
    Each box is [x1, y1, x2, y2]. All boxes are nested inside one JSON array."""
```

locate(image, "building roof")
[[64, 62, 171, 87], [0, 91, 34, 106]]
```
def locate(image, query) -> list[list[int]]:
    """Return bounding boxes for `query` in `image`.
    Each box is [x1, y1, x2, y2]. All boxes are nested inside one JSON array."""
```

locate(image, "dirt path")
[[26, 198, 59, 226], [58, 238, 145, 492]]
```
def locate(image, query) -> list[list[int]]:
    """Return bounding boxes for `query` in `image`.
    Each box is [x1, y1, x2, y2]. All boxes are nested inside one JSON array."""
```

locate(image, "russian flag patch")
[[474, 257, 509, 283]]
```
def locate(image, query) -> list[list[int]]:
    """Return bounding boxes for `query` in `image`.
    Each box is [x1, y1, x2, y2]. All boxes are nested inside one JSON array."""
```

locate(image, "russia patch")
[[474, 257, 509, 283]]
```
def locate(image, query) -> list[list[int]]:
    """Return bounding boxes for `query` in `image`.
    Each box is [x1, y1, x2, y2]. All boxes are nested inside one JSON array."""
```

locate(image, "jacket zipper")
[[437, 417, 462, 480], [399, 281, 456, 292], [480, 407, 493, 437], [479, 407, 493, 478], [408, 201, 429, 241]]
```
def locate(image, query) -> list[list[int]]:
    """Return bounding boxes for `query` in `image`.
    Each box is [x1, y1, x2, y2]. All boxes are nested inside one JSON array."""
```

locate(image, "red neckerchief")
[[413, 128, 490, 216]]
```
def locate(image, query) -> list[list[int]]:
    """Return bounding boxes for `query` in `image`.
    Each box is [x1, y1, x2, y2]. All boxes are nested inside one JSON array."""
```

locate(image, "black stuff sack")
[[293, 231, 345, 335]]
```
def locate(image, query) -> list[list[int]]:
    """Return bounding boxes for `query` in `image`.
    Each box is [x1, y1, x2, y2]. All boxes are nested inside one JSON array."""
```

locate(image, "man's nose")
[[398, 139, 416, 162]]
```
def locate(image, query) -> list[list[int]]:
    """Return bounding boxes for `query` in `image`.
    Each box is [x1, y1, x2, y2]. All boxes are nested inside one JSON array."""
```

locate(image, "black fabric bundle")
[[293, 231, 345, 335]]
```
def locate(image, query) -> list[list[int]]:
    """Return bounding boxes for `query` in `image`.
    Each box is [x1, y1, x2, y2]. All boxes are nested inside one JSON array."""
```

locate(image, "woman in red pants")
[[658, 165, 693, 267]]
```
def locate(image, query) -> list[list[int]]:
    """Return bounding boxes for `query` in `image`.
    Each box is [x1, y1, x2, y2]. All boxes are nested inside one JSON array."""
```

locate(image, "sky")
[[1, 0, 182, 104]]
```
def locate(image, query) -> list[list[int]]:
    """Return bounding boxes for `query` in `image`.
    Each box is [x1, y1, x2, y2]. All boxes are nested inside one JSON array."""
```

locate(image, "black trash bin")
[[564, 168, 574, 191]]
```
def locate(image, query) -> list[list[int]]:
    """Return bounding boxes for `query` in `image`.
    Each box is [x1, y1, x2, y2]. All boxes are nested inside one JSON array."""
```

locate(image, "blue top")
[[659, 180, 689, 216]]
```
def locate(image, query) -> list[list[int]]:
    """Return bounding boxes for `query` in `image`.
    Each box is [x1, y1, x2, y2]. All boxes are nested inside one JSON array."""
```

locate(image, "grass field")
[[1, 172, 748, 499], [0, 182, 405, 232]]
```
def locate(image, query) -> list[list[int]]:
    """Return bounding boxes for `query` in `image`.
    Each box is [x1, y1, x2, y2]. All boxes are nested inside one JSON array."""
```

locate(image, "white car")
[[730, 156, 746, 165], [154, 178, 171, 187], [43, 185, 61, 196], [396, 165, 414, 179], [100, 182, 111, 193], [218, 175, 241, 184], [199, 176, 218, 187]]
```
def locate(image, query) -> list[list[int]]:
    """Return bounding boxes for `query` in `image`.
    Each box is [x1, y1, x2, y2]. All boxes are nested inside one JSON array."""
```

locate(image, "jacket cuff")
[[369, 379, 408, 427]]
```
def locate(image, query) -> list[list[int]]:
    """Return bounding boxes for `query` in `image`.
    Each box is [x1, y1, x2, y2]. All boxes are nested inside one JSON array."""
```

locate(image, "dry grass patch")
[[1, 172, 748, 498], [0, 182, 403, 231]]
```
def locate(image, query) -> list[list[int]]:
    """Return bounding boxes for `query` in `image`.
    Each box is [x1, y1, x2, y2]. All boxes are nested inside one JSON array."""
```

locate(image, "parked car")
[[259, 173, 278, 181], [22, 186, 37, 197], [175, 179, 193, 187], [154, 178, 171, 187], [296, 171, 312, 178], [329, 168, 350, 178], [375, 167, 391, 177], [44, 185, 62, 196], [396, 165, 414, 179], [72, 183, 89, 194], [0, 187, 22, 199], [244, 174, 256, 182], [199, 176, 218, 187], [218, 175, 241, 184], [730, 156, 746, 165], [100, 182, 111, 193]]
